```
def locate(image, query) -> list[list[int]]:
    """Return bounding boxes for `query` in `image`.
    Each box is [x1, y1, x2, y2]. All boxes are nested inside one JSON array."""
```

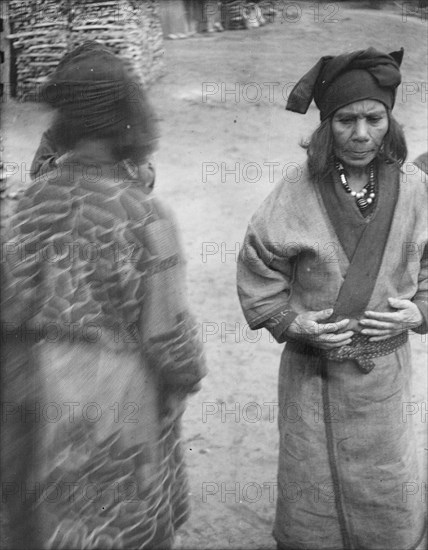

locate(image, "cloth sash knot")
[[321, 331, 408, 373]]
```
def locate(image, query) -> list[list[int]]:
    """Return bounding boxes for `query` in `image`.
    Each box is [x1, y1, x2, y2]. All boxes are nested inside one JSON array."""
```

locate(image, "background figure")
[[237, 47, 427, 550], [1, 41, 206, 549], [185, 0, 224, 33], [158, 0, 192, 38]]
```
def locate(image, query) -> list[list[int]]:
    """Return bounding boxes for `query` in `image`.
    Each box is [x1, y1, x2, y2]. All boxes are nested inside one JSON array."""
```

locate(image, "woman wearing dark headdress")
[[237, 47, 427, 549], [1, 41, 206, 549]]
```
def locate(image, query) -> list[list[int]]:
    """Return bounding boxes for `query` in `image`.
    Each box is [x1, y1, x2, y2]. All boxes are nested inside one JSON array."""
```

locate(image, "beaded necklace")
[[335, 160, 376, 211]]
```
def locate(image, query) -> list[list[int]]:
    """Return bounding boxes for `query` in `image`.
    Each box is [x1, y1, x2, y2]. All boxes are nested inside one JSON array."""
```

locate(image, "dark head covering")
[[286, 47, 404, 120], [42, 41, 158, 161], [43, 41, 132, 130]]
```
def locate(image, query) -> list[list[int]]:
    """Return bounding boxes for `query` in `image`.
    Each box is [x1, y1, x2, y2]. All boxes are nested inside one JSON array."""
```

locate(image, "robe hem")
[[272, 532, 344, 550], [273, 520, 426, 550]]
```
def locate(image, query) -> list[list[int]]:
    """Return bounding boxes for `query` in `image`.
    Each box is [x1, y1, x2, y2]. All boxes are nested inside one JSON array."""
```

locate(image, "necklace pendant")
[[336, 159, 376, 212], [356, 197, 368, 209]]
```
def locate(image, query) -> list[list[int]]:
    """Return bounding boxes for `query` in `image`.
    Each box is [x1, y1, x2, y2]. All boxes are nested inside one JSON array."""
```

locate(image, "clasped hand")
[[285, 309, 353, 350], [286, 298, 422, 348], [359, 298, 422, 342]]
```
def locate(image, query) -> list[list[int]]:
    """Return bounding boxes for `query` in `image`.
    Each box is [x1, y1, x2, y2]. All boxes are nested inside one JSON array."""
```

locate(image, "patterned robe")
[[1, 148, 206, 549], [237, 160, 427, 550]]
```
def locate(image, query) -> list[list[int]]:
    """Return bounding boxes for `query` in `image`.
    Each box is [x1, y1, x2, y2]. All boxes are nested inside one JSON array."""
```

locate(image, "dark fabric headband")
[[286, 47, 404, 120], [42, 41, 138, 132]]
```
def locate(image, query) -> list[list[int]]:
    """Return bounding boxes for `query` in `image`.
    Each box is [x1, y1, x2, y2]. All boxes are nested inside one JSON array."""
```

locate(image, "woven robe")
[[1, 149, 206, 550], [237, 160, 427, 550]]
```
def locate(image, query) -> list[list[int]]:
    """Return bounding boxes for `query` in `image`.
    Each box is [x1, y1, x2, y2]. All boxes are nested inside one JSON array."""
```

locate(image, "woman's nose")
[[353, 120, 369, 141]]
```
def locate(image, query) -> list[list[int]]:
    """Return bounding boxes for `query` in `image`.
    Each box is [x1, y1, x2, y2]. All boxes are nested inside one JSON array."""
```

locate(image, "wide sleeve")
[[411, 242, 428, 334], [237, 217, 299, 343], [0, 199, 47, 332], [137, 200, 206, 392]]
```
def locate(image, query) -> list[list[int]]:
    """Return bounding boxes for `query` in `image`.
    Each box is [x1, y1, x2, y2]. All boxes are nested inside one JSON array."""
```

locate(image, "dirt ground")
[[1, 3, 427, 549]]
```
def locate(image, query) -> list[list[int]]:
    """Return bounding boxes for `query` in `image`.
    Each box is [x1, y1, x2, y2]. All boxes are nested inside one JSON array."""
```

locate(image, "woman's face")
[[331, 100, 389, 170]]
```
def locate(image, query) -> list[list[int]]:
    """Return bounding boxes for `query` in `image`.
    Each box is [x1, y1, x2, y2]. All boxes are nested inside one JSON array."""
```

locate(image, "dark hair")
[[49, 80, 159, 164], [301, 110, 407, 181]]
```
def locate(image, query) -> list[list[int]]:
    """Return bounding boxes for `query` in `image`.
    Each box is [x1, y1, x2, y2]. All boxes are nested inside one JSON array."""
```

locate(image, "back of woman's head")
[[43, 41, 158, 163]]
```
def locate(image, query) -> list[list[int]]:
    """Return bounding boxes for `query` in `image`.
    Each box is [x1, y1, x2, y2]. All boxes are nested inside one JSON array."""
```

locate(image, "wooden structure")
[[4, 0, 164, 101]]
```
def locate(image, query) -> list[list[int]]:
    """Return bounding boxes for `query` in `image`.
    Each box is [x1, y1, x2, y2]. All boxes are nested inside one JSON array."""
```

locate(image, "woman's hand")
[[359, 298, 423, 341], [286, 308, 354, 349]]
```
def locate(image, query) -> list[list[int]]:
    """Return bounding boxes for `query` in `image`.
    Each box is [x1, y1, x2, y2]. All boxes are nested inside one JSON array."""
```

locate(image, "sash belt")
[[322, 331, 408, 373], [291, 331, 408, 374]]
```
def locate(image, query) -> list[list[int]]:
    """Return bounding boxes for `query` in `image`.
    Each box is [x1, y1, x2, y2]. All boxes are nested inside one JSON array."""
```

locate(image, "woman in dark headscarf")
[[1, 41, 206, 549], [237, 47, 427, 550]]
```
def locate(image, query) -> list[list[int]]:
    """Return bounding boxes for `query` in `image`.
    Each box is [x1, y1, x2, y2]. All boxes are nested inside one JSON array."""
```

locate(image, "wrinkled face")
[[331, 100, 389, 169]]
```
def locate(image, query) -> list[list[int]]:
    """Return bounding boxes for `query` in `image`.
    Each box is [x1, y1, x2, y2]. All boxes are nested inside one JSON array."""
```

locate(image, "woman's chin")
[[340, 153, 377, 169]]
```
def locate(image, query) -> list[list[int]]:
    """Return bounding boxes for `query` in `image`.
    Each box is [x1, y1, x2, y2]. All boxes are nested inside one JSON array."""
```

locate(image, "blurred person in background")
[[237, 47, 427, 550], [1, 41, 205, 549]]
